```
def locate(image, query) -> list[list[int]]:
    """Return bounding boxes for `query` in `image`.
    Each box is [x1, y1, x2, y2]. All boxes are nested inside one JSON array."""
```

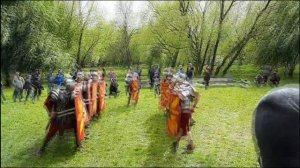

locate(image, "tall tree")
[[116, 1, 135, 67], [75, 1, 94, 67], [210, 0, 235, 75], [254, 1, 299, 78], [215, 0, 271, 76]]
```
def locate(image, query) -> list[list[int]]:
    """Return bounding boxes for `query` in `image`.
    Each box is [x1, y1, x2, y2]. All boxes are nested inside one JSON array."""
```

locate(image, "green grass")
[[2, 80, 298, 167], [1, 64, 299, 167]]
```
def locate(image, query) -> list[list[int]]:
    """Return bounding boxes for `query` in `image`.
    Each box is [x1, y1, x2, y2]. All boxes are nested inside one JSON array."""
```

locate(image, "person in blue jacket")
[[54, 69, 64, 89]]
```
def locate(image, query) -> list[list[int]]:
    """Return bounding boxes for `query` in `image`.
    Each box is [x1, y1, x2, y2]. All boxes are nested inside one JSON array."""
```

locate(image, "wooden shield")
[[167, 93, 181, 138]]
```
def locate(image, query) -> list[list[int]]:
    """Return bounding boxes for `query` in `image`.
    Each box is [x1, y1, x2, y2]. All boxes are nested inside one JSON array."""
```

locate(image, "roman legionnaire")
[[160, 68, 174, 112], [109, 70, 119, 97], [39, 79, 84, 155], [90, 71, 100, 118], [126, 68, 140, 107], [125, 69, 133, 96], [97, 70, 106, 116], [73, 72, 93, 128], [73, 72, 89, 134], [136, 64, 142, 89], [82, 74, 92, 126], [167, 74, 200, 153]]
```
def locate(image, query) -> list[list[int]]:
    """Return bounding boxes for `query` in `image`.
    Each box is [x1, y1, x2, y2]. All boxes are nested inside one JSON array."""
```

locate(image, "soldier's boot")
[[190, 118, 196, 126], [172, 140, 179, 152], [186, 142, 195, 154]]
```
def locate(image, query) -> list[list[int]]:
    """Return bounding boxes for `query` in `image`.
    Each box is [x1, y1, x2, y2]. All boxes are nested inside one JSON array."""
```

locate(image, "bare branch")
[[223, 0, 236, 18]]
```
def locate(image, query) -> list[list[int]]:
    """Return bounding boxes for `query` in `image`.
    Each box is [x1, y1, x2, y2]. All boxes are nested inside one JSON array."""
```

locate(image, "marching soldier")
[[125, 68, 140, 107], [167, 74, 200, 153], [39, 79, 84, 155]]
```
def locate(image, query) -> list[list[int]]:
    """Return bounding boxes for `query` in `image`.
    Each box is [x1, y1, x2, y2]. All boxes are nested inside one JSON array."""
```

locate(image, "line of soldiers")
[[159, 67, 200, 153], [39, 70, 106, 155]]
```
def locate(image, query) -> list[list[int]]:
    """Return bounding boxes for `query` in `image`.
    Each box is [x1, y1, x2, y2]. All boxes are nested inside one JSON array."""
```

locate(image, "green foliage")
[[1, 1, 299, 81], [254, 1, 299, 76], [1, 1, 74, 74]]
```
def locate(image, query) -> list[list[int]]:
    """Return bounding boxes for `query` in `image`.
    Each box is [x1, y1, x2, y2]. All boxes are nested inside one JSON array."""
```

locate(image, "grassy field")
[[1, 65, 299, 167]]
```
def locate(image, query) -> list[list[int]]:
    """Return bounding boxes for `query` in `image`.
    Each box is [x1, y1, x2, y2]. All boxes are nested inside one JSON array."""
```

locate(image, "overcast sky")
[[96, 1, 148, 21]]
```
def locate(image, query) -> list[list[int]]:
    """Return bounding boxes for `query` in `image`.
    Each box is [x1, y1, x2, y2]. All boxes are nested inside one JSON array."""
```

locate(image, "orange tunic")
[[167, 92, 181, 137], [160, 80, 170, 110], [130, 80, 139, 104]]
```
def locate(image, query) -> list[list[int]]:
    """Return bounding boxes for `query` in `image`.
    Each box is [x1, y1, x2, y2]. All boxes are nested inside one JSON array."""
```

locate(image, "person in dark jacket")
[[186, 63, 195, 84], [31, 69, 42, 101], [269, 71, 280, 87], [203, 65, 211, 90]]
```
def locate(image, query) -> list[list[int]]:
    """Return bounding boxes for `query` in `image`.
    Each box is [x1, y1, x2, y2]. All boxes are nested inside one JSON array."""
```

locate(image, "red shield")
[[91, 81, 98, 117], [97, 80, 106, 113], [167, 93, 181, 137], [74, 87, 86, 144]]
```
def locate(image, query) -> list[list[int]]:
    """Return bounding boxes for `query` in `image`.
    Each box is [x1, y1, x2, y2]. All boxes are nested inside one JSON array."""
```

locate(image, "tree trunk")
[[76, 27, 84, 66], [171, 49, 180, 67], [211, 25, 222, 76], [216, 0, 271, 76], [222, 43, 245, 75], [210, 1, 225, 75], [215, 43, 240, 75], [4, 68, 10, 87], [288, 64, 295, 78], [200, 38, 212, 76]]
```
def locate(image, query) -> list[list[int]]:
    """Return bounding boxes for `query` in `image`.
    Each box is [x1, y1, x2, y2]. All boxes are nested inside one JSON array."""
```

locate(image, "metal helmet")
[[76, 71, 84, 81], [66, 79, 76, 92], [65, 78, 76, 92]]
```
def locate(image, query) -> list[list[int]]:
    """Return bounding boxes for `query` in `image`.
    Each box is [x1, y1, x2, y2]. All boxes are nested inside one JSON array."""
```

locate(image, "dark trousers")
[[13, 88, 22, 102], [25, 88, 33, 101]]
